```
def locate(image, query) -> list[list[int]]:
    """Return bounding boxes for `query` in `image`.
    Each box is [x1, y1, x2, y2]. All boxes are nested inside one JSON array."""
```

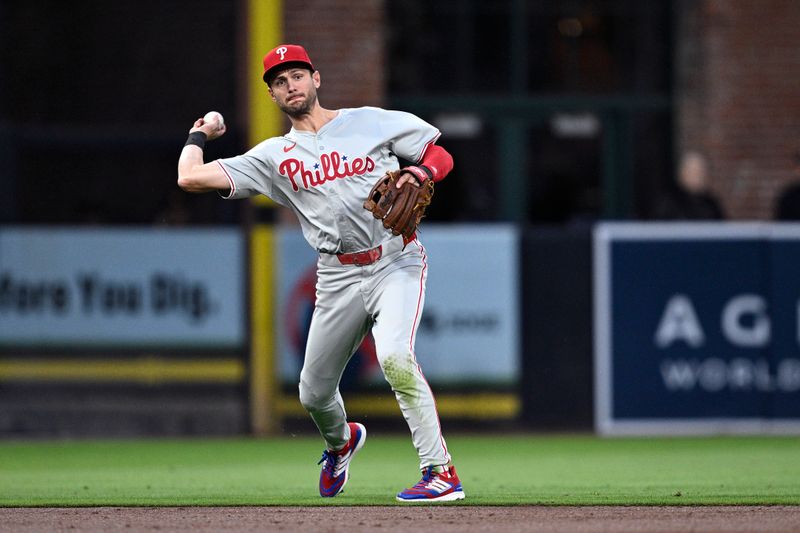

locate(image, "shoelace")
[[319, 448, 353, 478], [412, 466, 437, 488], [318, 450, 338, 475]]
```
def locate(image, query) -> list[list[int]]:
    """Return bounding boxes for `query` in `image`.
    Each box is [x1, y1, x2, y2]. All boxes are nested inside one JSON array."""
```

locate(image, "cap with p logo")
[[262, 44, 314, 83]]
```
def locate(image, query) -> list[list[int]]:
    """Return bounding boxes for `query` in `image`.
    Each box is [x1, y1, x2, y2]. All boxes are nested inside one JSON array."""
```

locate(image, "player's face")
[[269, 68, 320, 118]]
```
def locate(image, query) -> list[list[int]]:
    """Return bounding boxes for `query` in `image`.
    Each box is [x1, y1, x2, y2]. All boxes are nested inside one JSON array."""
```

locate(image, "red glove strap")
[[402, 165, 431, 183]]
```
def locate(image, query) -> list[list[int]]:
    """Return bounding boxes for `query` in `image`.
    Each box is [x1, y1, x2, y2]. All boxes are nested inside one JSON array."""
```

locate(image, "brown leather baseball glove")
[[363, 169, 435, 240]]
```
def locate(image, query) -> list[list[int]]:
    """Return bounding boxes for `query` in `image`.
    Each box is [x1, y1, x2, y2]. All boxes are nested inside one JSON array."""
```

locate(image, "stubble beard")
[[279, 90, 318, 119]]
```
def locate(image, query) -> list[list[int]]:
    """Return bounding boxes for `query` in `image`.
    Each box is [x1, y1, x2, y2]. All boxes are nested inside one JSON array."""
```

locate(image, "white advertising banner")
[[276, 225, 520, 386], [0, 227, 245, 348]]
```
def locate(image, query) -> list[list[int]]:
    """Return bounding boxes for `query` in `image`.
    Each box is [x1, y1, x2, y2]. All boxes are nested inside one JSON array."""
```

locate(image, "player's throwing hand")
[[189, 112, 226, 141]]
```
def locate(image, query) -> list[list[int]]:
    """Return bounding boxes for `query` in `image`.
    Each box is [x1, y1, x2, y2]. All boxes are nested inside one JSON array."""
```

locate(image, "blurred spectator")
[[774, 150, 800, 220], [653, 151, 725, 220]]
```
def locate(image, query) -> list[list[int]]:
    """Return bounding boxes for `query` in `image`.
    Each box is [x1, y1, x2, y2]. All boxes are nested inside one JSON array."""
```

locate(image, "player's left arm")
[[379, 108, 454, 189]]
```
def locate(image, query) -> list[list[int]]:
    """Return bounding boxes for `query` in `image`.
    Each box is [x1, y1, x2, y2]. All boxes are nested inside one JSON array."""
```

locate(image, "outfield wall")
[[4, 223, 797, 437], [0, 227, 250, 436]]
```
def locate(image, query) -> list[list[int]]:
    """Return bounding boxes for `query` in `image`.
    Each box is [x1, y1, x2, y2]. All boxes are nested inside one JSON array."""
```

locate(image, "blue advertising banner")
[[594, 223, 800, 435]]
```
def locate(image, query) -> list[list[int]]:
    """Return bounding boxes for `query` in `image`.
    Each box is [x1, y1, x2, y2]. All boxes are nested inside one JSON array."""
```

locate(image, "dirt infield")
[[1, 506, 799, 532]]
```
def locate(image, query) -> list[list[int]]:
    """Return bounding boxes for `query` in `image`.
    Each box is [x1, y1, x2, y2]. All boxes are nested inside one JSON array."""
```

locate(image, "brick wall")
[[283, 0, 385, 110], [676, 0, 800, 219]]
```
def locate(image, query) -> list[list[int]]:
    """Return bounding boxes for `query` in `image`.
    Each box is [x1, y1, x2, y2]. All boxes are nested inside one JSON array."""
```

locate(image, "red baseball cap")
[[262, 44, 314, 84]]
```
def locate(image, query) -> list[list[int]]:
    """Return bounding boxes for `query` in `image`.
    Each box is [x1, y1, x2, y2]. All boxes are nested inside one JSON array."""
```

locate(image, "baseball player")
[[177, 44, 464, 502]]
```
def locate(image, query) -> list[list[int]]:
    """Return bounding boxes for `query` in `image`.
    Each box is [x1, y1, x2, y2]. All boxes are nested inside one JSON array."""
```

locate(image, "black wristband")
[[185, 131, 207, 149]]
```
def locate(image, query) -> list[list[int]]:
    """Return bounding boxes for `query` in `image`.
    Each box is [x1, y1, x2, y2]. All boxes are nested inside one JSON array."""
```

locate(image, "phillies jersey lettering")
[[218, 107, 439, 254], [279, 151, 376, 192]]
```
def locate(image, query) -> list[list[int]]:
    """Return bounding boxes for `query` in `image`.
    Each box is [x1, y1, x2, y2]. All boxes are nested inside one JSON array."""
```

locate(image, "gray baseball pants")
[[298, 235, 451, 469]]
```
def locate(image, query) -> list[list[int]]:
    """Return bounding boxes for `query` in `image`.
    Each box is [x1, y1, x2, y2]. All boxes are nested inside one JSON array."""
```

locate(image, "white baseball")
[[203, 111, 225, 129]]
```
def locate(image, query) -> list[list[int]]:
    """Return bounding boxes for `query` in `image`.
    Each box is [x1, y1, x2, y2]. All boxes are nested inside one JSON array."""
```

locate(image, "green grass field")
[[1, 433, 798, 506]]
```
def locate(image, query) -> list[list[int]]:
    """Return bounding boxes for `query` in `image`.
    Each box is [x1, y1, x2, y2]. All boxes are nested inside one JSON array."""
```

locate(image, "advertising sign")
[[594, 223, 800, 435], [276, 225, 520, 387], [0, 227, 245, 349]]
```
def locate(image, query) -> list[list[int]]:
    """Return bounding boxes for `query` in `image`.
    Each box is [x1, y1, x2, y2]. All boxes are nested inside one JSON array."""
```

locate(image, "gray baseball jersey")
[[217, 106, 451, 469], [217, 106, 440, 253]]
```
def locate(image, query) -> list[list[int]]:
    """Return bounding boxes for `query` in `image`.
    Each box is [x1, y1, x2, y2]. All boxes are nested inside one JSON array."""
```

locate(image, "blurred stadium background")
[[1, 0, 799, 439]]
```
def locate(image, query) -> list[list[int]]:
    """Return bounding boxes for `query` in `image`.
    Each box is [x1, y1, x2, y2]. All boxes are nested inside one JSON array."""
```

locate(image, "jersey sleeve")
[[378, 109, 441, 164], [216, 147, 275, 200]]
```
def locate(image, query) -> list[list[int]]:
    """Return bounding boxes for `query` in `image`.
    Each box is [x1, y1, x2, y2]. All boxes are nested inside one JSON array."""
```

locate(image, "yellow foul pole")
[[246, 0, 282, 435]]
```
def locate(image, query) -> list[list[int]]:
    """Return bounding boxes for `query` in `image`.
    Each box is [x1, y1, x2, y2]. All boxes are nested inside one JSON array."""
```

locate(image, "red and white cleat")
[[318, 422, 367, 497], [396, 465, 466, 502]]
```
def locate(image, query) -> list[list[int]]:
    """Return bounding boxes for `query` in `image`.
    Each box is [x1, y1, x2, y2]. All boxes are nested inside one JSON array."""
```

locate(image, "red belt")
[[335, 233, 416, 266], [337, 245, 383, 266]]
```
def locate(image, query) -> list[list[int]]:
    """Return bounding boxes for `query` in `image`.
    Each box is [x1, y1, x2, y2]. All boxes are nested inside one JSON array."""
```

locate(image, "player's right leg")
[[300, 259, 371, 496]]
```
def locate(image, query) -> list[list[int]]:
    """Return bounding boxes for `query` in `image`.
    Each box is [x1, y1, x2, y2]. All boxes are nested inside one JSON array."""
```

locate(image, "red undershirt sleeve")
[[418, 144, 454, 183]]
